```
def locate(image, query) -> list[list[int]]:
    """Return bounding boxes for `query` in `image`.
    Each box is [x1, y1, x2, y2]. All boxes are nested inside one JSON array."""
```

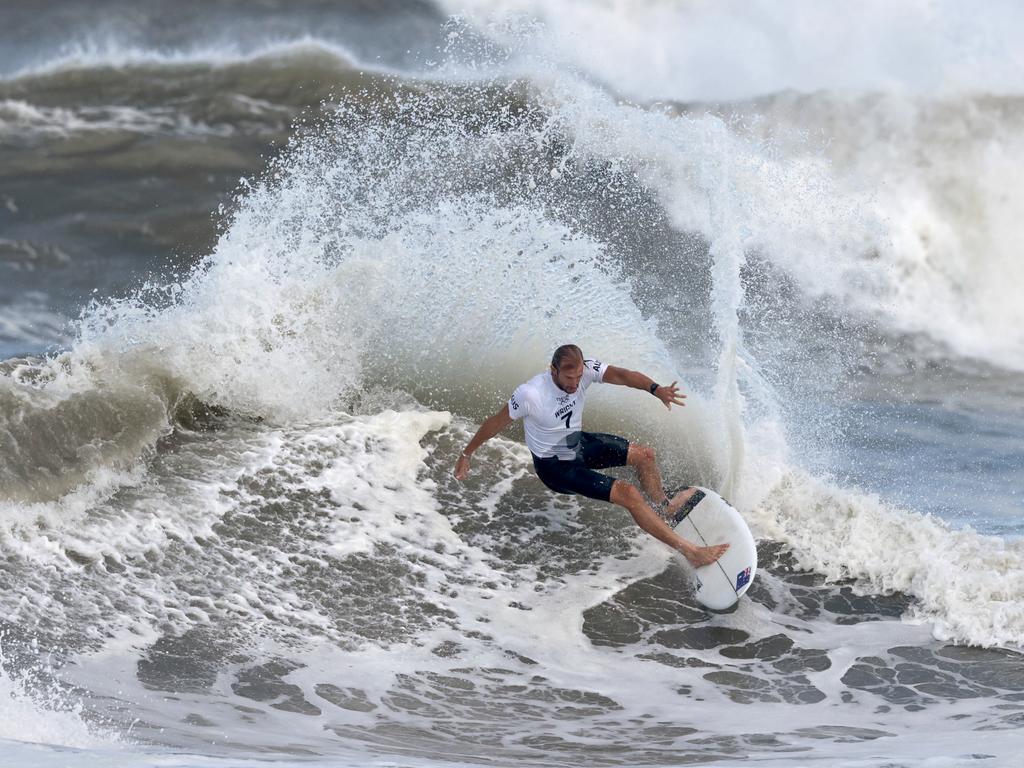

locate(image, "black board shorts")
[[532, 432, 630, 503]]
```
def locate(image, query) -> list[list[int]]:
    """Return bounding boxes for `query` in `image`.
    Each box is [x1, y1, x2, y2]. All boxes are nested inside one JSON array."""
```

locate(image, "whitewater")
[[1, 2, 1023, 766]]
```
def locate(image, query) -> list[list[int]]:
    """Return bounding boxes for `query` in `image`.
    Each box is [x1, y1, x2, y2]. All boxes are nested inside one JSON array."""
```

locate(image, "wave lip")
[[0, 355, 173, 505], [0, 39, 408, 145], [5, 36, 369, 82]]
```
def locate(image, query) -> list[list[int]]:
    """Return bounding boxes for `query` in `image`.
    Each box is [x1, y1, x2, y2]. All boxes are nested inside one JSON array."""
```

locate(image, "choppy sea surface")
[[2, 2, 1023, 766]]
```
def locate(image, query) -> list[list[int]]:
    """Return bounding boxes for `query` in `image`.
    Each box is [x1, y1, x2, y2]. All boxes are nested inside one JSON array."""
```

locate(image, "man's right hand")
[[454, 453, 471, 481]]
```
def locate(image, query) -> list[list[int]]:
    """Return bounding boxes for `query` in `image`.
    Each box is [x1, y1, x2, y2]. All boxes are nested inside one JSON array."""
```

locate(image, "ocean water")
[[2, 2, 1023, 766]]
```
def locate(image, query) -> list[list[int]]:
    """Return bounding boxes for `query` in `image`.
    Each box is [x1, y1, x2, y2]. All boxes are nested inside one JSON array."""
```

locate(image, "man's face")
[[551, 358, 585, 394]]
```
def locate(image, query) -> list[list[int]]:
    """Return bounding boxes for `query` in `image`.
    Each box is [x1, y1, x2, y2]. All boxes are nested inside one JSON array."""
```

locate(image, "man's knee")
[[610, 480, 643, 509]]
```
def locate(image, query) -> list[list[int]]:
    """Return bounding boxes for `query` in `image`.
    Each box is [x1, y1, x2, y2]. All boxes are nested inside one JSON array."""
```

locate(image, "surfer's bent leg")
[[625, 443, 667, 505], [532, 452, 727, 566], [624, 443, 698, 519], [609, 480, 728, 567]]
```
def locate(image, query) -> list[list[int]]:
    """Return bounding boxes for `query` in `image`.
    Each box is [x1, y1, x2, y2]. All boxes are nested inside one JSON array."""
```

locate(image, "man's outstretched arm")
[[603, 365, 686, 409], [454, 404, 514, 480]]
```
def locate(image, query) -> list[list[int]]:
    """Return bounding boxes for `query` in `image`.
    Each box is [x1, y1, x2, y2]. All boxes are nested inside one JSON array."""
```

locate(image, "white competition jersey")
[[508, 358, 607, 460]]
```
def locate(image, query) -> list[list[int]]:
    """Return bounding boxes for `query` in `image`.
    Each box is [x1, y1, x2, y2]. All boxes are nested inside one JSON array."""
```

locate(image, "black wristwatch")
[[649, 382, 659, 395]]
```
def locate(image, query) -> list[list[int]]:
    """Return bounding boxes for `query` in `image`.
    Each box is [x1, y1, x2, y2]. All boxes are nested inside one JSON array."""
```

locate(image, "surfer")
[[454, 344, 729, 567]]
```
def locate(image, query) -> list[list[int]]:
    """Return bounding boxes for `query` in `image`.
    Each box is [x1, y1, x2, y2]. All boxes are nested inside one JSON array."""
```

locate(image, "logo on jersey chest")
[[553, 401, 575, 419]]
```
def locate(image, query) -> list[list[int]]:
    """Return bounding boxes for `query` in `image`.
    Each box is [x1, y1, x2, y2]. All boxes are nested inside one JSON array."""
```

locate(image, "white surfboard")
[[670, 487, 757, 610]]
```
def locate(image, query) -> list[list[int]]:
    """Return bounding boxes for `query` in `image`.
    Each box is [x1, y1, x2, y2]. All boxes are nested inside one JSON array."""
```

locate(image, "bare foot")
[[685, 543, 729, 568]]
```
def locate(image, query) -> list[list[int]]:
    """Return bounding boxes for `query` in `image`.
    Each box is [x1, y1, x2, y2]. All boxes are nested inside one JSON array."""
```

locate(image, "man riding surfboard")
[[454, 344, 728, 567]]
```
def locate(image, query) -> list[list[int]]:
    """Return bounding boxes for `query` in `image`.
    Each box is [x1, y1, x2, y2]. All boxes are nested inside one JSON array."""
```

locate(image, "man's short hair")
[[551, 344, 583, 370]]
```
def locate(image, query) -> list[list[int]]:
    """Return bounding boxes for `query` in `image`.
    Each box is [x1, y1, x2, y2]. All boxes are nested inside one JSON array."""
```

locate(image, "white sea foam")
[[720, 92, 1024, 371], [441, 2, 1024, 372], [444, 0, 1024, 101], [749, 470, 1024, 648], [0, 644, 114, 750], [38, 414, 1024, 765], [4, 36, 365, 81], [3, 397, 1022, 762], [0, 98, 233, 139]]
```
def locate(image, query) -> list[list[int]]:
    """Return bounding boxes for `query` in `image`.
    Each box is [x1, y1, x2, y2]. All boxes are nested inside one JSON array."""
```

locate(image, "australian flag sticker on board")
[[735, 567, 751, 590]]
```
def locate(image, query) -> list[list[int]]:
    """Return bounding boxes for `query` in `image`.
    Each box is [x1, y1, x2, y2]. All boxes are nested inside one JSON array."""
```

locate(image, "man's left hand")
[[655, 381, 686, 409]]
